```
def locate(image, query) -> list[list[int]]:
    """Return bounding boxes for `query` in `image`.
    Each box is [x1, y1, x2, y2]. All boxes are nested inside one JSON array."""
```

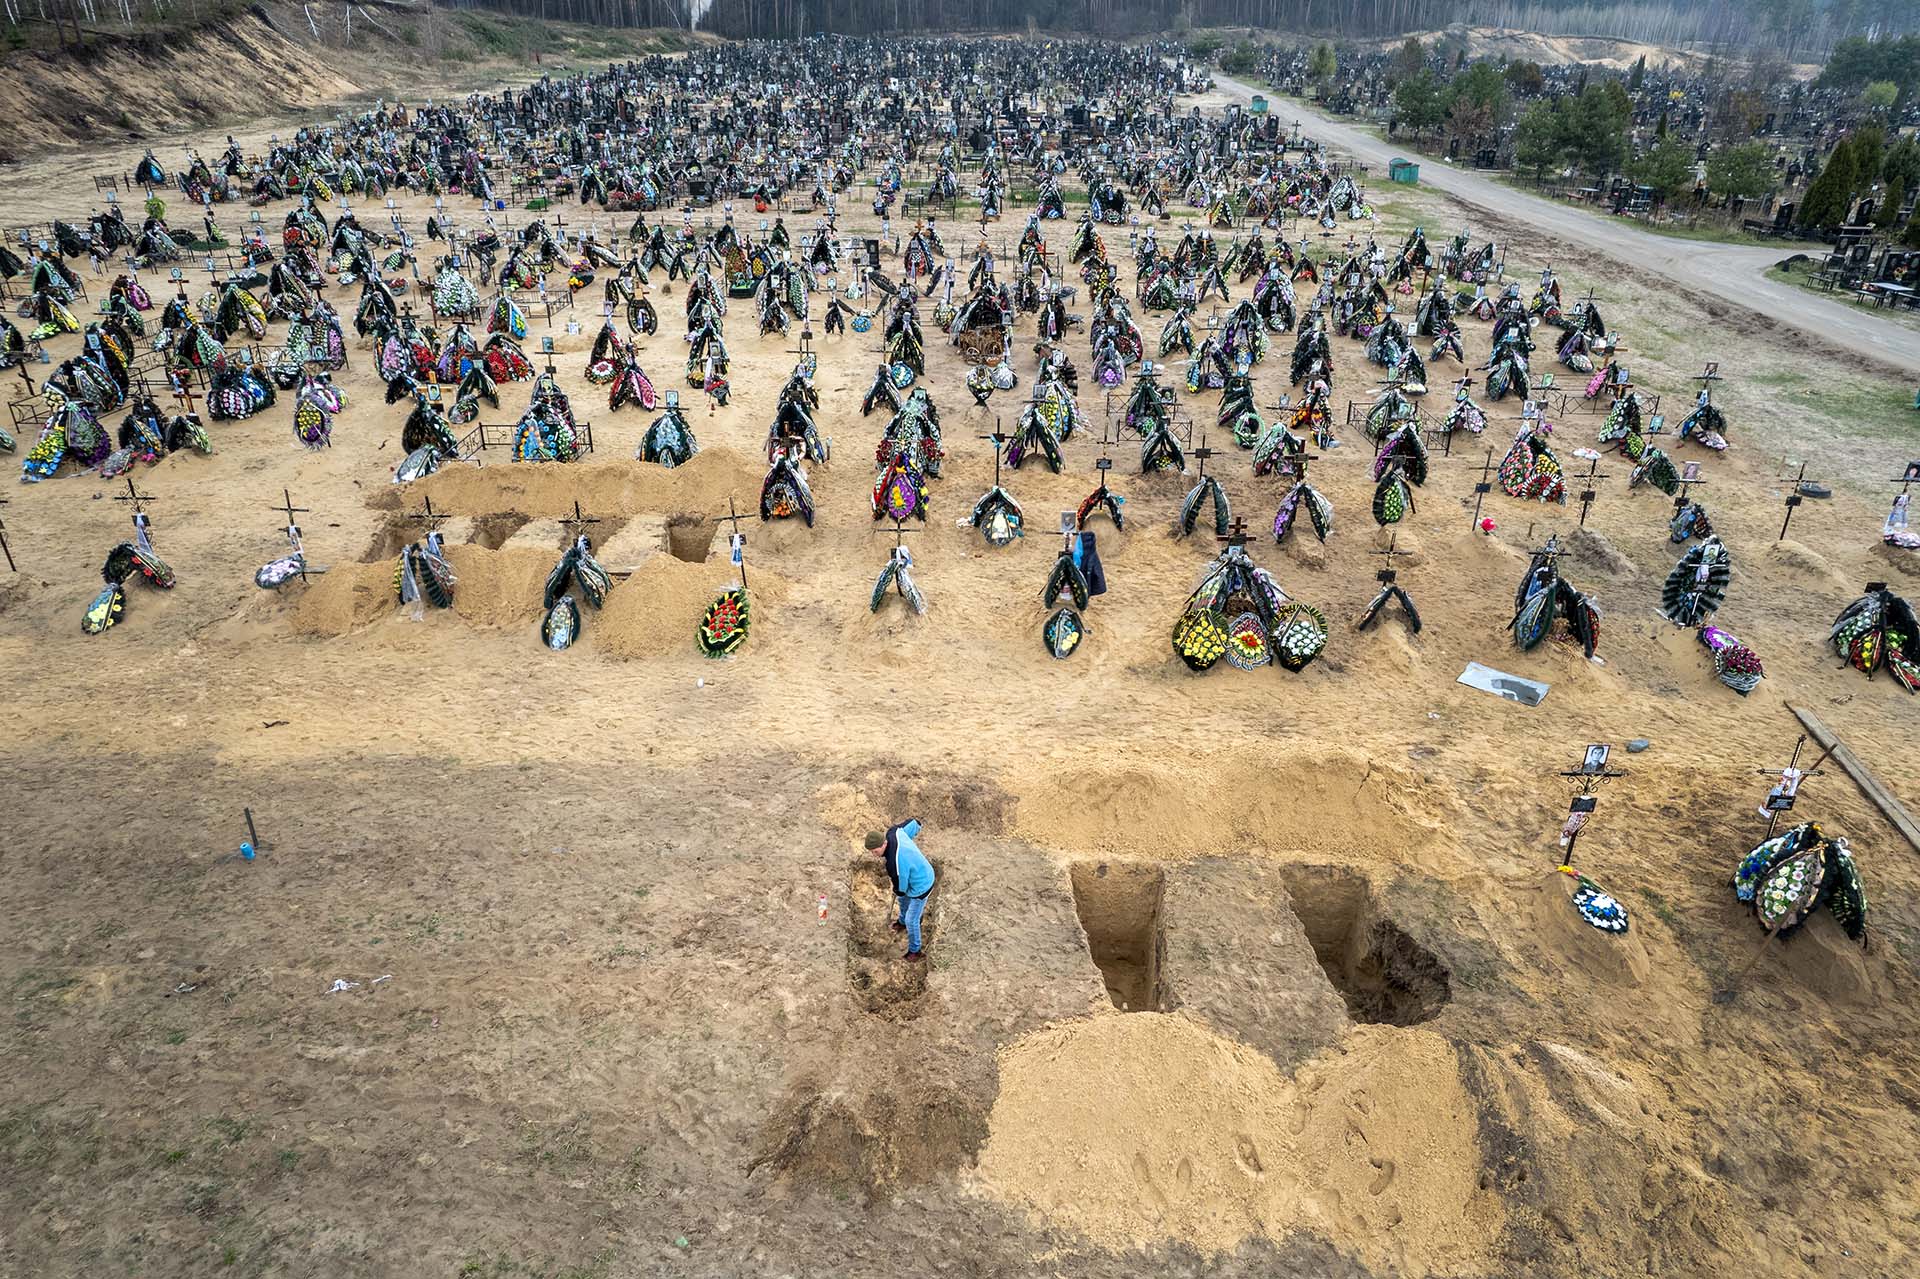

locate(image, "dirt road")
[[1212, 72, 1920, 377]]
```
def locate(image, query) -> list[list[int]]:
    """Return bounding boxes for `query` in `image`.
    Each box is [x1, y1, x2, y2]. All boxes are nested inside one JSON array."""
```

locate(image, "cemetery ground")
[[4, 112, 1920, 1279]]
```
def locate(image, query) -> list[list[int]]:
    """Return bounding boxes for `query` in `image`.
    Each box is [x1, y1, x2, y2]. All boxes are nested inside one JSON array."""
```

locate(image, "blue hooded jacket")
[[883, 820, 935, 898]]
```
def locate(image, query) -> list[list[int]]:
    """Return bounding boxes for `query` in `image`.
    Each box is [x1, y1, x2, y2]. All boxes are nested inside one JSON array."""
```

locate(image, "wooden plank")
[[1790, 704, 1920, 852]]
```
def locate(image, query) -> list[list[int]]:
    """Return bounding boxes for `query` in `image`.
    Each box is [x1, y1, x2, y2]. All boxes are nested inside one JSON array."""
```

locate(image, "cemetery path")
[[1211, 73, 1920, 378]]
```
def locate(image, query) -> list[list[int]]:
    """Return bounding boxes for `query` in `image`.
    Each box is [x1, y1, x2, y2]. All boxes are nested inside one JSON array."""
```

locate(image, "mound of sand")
[[1012, 748, 1450, 861], [444, 545, 555, 630], [597, 555, 784, 661], [409, 449, 765, 523], [974, 1014, 1500, 1271], [1564, 526, 1639, 579], [1767, 540, 1849, 589], [288, 560, 393, 637]]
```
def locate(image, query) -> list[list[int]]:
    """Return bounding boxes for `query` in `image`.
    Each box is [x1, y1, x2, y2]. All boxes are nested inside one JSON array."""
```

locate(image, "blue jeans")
[[897, 894, 927, 954]]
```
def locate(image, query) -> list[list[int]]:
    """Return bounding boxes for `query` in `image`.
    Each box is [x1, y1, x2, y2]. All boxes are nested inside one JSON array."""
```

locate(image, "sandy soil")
[[3, 107, 1920, 1279]]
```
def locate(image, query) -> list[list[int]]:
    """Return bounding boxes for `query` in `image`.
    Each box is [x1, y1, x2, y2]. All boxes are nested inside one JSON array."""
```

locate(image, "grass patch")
[[1638, 888, 1681, 930], [1767, 264, 1920, 334]]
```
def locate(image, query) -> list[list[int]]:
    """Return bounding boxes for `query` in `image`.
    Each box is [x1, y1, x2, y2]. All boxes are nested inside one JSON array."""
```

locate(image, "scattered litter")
[[372, 974, 393, 985], [1457, 662, 1549, 706], [326, 979, 360, 995], [1627, 739, 1652, 753], [261, 720, 289, 729]]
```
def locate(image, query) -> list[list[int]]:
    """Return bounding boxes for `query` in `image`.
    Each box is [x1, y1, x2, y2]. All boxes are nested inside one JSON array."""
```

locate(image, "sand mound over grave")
[[444, 546, 557, 630], [974, 1014, 1500, 1271], [1013, 748, 1450, 861], [288, 561, 393, 637], [1767, 539, 1850, 589], [405, 449, 764, 522], [597, 557, 785, 661], [288, 546, 556, 636]]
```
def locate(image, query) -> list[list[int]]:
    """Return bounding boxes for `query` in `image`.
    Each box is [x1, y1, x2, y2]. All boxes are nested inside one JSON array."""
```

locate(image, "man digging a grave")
[[867, 819, 936, 962]]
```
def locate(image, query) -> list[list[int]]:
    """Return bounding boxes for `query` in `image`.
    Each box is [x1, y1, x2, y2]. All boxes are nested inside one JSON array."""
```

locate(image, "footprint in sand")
[[1344, 1117, 1369, 1148], [1175, 1156, 1193, 1191], [1287, 1102, 1310, 1135], [1132, 1154, 1170, 1211], [1368, 1156, 1397, 1196], [1349, 1091, 1374, 1118], [1235, 1135, 1265, 1177]]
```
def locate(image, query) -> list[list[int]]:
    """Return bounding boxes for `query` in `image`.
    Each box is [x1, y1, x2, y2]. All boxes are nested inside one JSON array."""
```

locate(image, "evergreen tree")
[[1799, 140, 1859, 228]]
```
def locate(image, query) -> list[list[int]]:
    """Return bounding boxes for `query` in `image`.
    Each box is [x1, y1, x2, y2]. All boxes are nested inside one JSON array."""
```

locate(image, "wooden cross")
[[1776, 461, 1820, 542], [1754, 733, 1835, 840], [1372, 529, 1411, 585], [169, 375, 200, 416], [1215, 515, 1252, 549], [874, 519, 920, 551], [270, 486, 311, 580], [1469, 446, 1497, 530], [711, 494, 752, 592], [1574, 455, 1612, 528]]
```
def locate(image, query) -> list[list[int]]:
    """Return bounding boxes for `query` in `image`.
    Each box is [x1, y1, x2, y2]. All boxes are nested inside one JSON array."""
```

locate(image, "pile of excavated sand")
[[974, 1013, 1501, 1273]]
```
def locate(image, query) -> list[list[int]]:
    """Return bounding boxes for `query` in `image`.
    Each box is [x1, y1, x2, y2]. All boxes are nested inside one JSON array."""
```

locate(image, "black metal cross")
[[0, 495, 13, 572], [271, 487, 309, 529], [979, 422, 1010, 487], [115, 475, 158, 519], [405, 493, 450, 532], [1190, 433, 1217, 481], [1776, 460, 1820, 542], [1575, 455, 1612, 528], [1558, 743, 1628, 860], [1469, 446, 1497, 531], [560, 500, 602, 538]]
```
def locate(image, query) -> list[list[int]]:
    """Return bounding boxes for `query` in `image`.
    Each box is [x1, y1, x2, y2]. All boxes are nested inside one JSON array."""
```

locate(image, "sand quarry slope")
[[2, 124, 1920, 1277]]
